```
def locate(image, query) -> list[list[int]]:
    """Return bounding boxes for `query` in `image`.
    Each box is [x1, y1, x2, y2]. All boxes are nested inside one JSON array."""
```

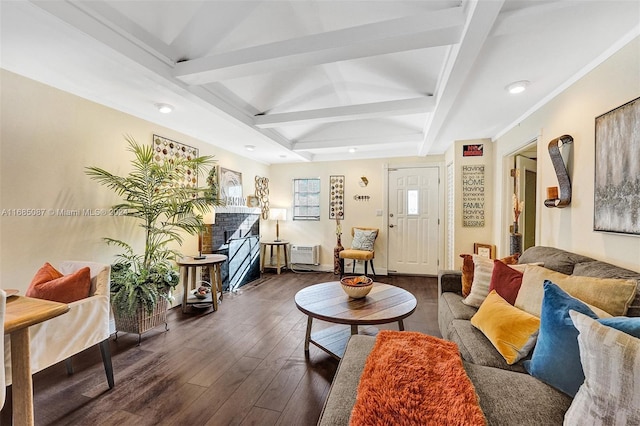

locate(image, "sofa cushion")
[[449, 319, 527, 373], [471, 291, 540, 365], [518, 246, 594, 275], [317, 335, 376, 426], [464, 361, 572, 426], [565, 311, 640, 425], [438, 292, 478, 340], [524, 282, 598, 397]]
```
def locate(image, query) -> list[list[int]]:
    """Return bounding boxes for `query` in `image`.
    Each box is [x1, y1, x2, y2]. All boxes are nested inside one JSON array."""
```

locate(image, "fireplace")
[[202, 207, 261, 291]]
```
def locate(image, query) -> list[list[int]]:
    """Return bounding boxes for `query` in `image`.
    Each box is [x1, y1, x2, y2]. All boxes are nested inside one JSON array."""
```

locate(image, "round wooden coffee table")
[[294, 281, 417, 359]]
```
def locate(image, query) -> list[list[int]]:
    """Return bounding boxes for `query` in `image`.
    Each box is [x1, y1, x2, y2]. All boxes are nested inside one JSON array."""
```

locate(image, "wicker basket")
[[113, 296, 169, 336]]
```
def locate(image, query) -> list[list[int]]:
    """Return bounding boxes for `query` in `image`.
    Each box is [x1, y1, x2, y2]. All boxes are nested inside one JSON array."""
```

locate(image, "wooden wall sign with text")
[[462, 165, 485, 227]]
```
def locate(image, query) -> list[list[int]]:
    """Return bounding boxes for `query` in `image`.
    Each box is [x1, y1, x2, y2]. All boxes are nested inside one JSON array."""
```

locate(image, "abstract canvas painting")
[[593, 97, 640, 235]]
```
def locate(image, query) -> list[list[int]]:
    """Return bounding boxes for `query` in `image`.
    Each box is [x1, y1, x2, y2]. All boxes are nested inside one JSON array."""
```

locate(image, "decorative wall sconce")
[[544, 135, 573, 208], [359, 176, 369, 187]]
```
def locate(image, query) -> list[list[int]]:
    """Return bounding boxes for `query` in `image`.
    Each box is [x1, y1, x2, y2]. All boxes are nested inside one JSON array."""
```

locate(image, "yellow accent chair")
[[339, 227, 379, 277]]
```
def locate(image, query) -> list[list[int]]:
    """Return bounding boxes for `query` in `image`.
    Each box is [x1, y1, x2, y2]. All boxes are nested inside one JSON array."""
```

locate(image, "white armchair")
[[3, 261, 114, 389]]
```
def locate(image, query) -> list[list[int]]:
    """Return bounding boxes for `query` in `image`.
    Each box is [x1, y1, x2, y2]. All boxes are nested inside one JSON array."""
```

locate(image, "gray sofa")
[[318, 246, 640, 425]]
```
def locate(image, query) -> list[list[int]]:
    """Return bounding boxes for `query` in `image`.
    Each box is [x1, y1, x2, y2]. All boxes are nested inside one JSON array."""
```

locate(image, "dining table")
[[4, 294, 69, 425]]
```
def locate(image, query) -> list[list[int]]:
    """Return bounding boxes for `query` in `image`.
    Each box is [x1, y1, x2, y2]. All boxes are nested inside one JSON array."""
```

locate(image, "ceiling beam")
[[173, 8, 465, 85], [292, 133, 424, 151], [254, 97, 433, 128], [419, 0, 505, 155]]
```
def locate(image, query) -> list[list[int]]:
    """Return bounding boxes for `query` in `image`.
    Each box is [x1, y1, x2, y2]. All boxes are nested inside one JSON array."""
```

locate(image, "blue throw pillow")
[[523, 280, 598, 397], [598, 316, 640, 337]]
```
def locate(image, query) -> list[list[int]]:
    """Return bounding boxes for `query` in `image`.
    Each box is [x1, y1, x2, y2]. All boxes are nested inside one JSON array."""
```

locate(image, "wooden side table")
[[5, 295, 69, 425], [177, 254, 227, 313], [260, 240, 289, 274]]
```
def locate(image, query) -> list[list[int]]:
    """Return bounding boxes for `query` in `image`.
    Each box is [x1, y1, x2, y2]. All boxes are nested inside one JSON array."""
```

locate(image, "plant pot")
[[113, 296, 169, 344]]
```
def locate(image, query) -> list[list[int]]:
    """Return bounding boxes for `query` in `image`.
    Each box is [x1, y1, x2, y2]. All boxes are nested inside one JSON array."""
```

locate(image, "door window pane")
[[407, 189, 419, 215]]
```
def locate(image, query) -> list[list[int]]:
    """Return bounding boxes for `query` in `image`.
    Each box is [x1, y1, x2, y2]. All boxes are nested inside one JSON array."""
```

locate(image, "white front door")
[[388, 167, 439, 275]]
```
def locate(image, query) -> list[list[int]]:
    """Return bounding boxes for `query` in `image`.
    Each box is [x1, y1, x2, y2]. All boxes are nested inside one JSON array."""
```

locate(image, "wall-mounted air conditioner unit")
[[291, 244, 320, 265]]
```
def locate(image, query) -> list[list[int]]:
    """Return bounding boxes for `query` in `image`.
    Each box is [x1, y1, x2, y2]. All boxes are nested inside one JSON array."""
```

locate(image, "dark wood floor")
[[2, 272, 440, 426]]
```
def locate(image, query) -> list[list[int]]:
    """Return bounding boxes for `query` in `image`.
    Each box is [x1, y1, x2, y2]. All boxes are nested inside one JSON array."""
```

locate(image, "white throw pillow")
[[351, 229, 377, 251], [462, 255, 494, 308], [565, 311, 640, 425]]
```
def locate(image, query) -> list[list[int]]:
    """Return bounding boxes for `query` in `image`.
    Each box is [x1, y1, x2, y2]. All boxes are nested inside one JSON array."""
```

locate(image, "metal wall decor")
[[329, 175, 345, 219], [152, 135, 198, 190], [544, 135, 573, 208], [594, 97, 640, 235], [255, 176, 270, 219]]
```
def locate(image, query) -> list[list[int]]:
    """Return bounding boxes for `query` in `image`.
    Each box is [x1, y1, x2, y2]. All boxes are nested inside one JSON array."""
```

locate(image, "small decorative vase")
[[510, 232, 522, 256], [334, 235, 344, 275]]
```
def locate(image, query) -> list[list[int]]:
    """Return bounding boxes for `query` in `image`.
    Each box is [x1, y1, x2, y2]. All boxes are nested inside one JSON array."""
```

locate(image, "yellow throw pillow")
[[559, 275, 637, 316], [515, 265, 636, 317], [471, 290, 540, 365]]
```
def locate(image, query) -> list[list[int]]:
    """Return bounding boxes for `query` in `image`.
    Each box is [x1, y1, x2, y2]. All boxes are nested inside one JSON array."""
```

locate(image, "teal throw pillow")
[[523, 280, 598, 397], [352, 229, 377, 251], [599, 316, 640, 337]]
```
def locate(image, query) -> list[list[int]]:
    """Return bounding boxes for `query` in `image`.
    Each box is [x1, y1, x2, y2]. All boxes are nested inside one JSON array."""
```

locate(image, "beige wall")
[[491, 36, 640, 272], [445, 138, 494, 269], [268, 156, 444, 274], [0, 70, 270, 292]]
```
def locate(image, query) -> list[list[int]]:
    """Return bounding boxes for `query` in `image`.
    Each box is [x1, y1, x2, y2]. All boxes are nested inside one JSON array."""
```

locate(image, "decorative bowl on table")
[[194, 285, 210, 299], [340, 275, 374, 299]]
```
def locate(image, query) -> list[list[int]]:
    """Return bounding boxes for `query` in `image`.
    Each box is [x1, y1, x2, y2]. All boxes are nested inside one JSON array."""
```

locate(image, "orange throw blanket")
[[350, 331, 486, 426]]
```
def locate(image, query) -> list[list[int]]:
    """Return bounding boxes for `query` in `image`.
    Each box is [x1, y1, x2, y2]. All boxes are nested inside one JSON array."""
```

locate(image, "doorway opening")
[[505, 140, 538, 255]]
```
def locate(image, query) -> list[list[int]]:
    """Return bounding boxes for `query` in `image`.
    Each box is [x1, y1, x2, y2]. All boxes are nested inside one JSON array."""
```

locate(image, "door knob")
[[389, 224, 394, 228]]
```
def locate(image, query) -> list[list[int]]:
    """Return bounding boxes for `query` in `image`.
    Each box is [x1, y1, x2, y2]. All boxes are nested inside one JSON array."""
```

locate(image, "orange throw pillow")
[[460, 254, 475, 297], [27, 263, 91, 303]]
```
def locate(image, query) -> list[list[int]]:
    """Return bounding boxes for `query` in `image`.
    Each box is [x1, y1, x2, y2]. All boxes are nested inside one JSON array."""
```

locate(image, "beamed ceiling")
[[1, 1, 639, 164]]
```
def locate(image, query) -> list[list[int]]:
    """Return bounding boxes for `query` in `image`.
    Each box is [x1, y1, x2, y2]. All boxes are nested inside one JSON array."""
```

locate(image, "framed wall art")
[[152, 135, 198, 189], [594, 97, 640, 235], [220, 167, 243, 202], [474, 243, 496, 259], [329, 175, 345, 219]]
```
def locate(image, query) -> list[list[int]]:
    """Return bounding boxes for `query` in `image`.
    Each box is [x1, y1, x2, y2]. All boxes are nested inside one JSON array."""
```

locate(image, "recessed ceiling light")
[[155, 103, 174, 113], [348, 148, 357, 153], [279, 154, 287, 158], [506, 81, 530, 94], [245, 145, 256, 151]]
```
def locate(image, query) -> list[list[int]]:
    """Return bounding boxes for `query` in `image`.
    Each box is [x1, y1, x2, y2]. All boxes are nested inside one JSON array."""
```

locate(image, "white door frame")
[[383, 162, 445, 275]]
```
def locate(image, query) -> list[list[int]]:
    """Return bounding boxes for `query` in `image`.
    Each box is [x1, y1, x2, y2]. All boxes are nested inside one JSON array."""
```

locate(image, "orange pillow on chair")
[[26, 262, 91, 303]]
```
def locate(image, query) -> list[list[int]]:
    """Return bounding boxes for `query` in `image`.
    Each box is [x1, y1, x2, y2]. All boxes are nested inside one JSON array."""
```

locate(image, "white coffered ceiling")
[[1, 1, 638, 164]]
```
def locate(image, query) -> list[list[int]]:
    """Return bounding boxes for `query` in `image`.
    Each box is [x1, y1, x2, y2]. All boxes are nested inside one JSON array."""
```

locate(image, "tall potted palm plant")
[[86, 136, 217, 339]]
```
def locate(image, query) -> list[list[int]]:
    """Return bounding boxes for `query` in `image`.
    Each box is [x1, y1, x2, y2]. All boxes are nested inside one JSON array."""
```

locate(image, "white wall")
[[0, 70, 270, 293], [491, 36, 640, 272]]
